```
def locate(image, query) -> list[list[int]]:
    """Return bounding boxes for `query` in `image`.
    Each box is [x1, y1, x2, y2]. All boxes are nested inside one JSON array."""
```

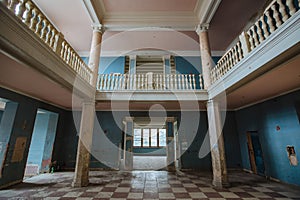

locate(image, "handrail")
[[1, 0, 93, 84], [211, 0, 299, 84], [97, 73, 204, 91]]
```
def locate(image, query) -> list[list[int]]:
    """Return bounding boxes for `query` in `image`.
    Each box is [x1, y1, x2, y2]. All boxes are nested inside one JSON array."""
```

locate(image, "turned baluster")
[[255, 21, 264, 43], [286, 0, 296, 15], [107, 74, 112, 90], [23, 1, 33, 25], [66, 47, 71, 64], [97, 74, 102, 90], [247, 30, 255, 50], [183, 75, 188, 89], [277, 0, 288, 22], [237, 41, 243, 60], [17, 0, 28, 19], [134, 74, 137, 90], [260, 15, 269, 39], [159, 74, 162, 90], [61, 41, 66, 59], [265, 10, 276, 33], [8, 0, 19, 13], [49, 29, 56, 48], [29, 7, 39, 32], [173, 74, 176, 90], [41, 19, 49, 41], [122, 74, 126, 90], [103, 74, 107, 90], [100, 74, 105, 90], [252, 26, 260, 47], [45, 24, 52, 45], [199, 74, 203, 89], [271, 3, 282, 28], [234, 45, 239, 65], [191, 74, 196, 89], [35, 14, 43, 36], [188, 74, 192, 90]]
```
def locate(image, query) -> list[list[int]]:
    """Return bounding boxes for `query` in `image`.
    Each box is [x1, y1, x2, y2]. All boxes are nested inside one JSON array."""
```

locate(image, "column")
[[90, 24, 104, 87], [196, 24, 212, 89], [72, 101, 95, 187], [72, 24, 103, 187], [129, 55, 136, 74], [163, 55, 171, 74], [166, 117, 175, 171], [123, 117, 133, 170], [207, 100, 229, 188]]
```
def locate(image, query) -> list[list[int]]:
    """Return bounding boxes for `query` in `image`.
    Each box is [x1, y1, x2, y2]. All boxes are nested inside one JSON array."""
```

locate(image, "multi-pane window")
[[133, 129, 142, 146], [133, 128, 166, 147]]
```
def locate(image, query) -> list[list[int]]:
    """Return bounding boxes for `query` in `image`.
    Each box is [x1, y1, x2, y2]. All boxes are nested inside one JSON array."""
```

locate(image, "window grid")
[[133, 128, 166, 148]]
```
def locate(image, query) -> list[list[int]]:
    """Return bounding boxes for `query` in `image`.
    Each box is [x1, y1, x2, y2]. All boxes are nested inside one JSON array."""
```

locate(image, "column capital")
[[166, 117, 176, 122], [162, 55, 171, 61], [92, 23, 105, 33], [129, 55, 136, 60], [196, 23, 210, 35]]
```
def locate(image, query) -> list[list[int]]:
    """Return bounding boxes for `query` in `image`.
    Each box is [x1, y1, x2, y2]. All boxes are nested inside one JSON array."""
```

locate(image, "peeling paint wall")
[[236, 90, 300, 186]]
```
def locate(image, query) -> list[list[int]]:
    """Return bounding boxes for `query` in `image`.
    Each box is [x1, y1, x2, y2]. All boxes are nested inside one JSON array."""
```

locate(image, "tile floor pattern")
[[0, 170, 300, 200]]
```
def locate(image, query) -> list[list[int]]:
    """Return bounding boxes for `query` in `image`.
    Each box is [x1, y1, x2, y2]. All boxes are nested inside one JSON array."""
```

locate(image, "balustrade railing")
[[97, 73, 204, 91], [211, 0, 299, 84], [1, 0, 93, 84]]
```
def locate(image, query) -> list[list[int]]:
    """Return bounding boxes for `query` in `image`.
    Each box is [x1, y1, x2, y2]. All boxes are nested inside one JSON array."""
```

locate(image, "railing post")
[[239, 31, 251, 56], [53, 32, 64, 56]]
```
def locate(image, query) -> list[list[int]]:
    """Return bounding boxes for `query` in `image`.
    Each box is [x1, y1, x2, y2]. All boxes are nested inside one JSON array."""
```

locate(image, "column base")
[[212, 179, 230, 189], [167, 165, 176, 172], [72, 179, 89, 188]]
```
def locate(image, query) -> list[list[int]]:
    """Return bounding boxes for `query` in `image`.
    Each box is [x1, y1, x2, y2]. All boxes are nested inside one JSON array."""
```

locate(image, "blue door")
[[251, 134, 265, 175]]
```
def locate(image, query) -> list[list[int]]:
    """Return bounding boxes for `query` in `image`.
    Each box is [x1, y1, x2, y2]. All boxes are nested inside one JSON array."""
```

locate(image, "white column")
[[124, 117, 134, 170], [207, 99, 229, 188], [196, 24, 212, 89], [72, 24, 103, 187], [166, 117, 176, 172]]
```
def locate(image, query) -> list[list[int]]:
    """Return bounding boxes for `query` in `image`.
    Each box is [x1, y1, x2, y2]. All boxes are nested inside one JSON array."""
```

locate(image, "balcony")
[[0, 0, 92, 95], [96, 73, 208, 101], [209, 0, 300, 98]]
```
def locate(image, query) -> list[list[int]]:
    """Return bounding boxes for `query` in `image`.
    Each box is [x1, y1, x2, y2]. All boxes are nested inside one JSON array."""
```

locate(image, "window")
[[133, 129, 142, 146], [143, 129, 150, 147], [151, 129, 158, 147], [133, 128, 166, 147], [159, 129, 167, 147]]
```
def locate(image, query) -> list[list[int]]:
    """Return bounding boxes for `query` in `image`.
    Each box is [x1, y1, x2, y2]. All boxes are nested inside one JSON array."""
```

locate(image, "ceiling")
[[0, 52, 81, 109], [33, 0, 268, 53]]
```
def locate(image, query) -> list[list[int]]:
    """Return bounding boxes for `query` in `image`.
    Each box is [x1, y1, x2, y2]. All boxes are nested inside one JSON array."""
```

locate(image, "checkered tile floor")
[[0, 170, 299, 199]]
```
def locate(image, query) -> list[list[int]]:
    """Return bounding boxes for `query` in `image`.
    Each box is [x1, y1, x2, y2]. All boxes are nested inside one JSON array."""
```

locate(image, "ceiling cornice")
[[81, 0, 101, 24], [82, 0, 222, 31], [195, 0, 222, 25]]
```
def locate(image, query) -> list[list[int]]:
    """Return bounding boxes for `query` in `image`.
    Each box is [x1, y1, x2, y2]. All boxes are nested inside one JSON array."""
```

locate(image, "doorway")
[[24, 109, 59, 178], [247, 131, 265, 175]]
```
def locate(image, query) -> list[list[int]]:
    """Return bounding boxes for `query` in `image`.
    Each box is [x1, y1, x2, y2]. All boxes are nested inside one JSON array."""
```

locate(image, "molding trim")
[[82, 0, 101, 24], [78, 50, 225, 57], [195, 0, 222, 25]]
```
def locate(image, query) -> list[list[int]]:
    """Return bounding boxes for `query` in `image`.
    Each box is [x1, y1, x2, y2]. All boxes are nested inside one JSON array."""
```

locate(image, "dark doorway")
[[247, 132, 265, 175]]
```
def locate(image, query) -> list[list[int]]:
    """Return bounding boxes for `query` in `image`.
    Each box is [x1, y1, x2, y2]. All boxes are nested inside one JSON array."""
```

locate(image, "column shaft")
[[124, 117, 133, 170], [166, 118, 175, 171], [197, 26, 212, 89], [72, 101, 95, 187], [207, 100, 228, 188], [72, 25, 103, 187]]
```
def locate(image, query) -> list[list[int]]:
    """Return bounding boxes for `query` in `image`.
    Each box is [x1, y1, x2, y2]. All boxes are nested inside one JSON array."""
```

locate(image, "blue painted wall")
[[0, 110, 3, 122], [99, 57, 125, 74], [27, 113, 49, 171], [236, 90, 300, 186], [0, 87, 67, 188]]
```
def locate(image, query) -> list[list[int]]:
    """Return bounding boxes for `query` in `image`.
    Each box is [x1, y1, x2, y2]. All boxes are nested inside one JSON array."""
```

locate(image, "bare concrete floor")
[[133, 156, 167, 170], [0, 170, 299, 199]]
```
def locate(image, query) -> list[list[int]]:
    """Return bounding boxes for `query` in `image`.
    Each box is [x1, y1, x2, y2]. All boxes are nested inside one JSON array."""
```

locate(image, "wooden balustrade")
[[210, 0, 299, 84], [1, 0, 93, 84], [97, 73, 205, 91]]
